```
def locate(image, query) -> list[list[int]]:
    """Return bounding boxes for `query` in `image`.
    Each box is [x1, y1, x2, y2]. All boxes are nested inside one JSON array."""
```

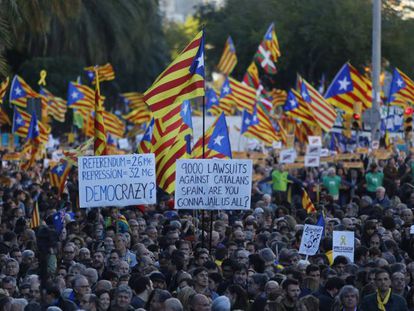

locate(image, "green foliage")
[[0, 0, 169, 92], [197, 0, 414, 89]]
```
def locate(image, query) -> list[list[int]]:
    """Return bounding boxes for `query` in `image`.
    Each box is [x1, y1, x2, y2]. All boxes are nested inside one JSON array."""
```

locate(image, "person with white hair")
[[164, 297, 183, 311], [10, 298, 28, 311], [374, 186, 391, 209]]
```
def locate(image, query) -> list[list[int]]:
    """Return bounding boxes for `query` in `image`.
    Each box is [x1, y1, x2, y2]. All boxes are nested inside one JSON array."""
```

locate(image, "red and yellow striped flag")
[[30, 201, 41, 228], [0, 108, 11, 126], [143, 31, 205, 122], [94, 70, 107, 156], [302, 189, 316, 214], [217, 36, 237, 75], [0, 77, 9, 104], [84, 63, 115, 84]]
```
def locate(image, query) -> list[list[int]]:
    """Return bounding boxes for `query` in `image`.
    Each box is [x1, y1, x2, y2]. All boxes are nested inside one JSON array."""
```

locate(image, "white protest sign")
[[175, 159, 252, 210], [372, 140, 380, 150], [333, 231, 355, 263], [279, 149, 296, 164], [308, 136, 322, 146], [305, 155, 320, 167], [320, 148, 330, 157], [78, 154, 156, 208], [299, 224, 324, 256], [306, 145, 321, 156]]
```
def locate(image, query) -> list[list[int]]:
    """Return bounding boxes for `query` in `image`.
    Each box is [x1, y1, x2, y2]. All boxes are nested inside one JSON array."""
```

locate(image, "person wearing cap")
[[150, 271, 167, 290]]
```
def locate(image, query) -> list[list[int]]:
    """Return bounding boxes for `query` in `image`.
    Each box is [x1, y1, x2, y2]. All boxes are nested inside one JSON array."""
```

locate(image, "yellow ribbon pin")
[[340, 235, 347, 246], [38, 70, 47, 86]]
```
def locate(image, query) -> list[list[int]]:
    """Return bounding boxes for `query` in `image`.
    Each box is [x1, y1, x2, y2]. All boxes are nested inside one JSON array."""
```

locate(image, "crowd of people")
[[0, 148, 414, 311]]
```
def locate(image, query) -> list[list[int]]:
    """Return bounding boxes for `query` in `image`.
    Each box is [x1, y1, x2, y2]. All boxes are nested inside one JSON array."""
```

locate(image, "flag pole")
[[201, 27, 206, 250]]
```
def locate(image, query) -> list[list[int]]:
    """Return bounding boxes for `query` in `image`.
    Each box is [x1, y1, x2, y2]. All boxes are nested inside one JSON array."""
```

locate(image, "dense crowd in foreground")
[[1, 149, 414, 311]]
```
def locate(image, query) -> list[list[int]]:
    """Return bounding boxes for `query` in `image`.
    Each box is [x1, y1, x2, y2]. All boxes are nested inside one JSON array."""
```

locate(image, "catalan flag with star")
[[144, 31, 205, 123], [84, 63, 115, 84], [284, 89, 317, 126], [50, 160, 72, 195], [241, 103, 282, 145], [388, 68, 414, 105], [325, 62, 372, 113], [192, 112, 232, 159], [9, 75, 39, 108], [298, 76, 337, 132], [67, 82, 96, 111], [138, 118, 154, 154], [217, 36, 237, 75]]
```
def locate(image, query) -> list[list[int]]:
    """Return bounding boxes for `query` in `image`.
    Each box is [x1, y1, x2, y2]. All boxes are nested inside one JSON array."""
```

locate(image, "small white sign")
[[333, 231, 355, 263], [320, 148, 329, 157], [305, 155, 320, 167], [372, 140, 380, 150], [306, 145, 321, 156], [410, 225, 414, 235], [78, 154, 156, 208], [299, 224, 324, 256], [308, 136, 322, 146], [279, 149, 296, 164], [175, 159, 252, 210]]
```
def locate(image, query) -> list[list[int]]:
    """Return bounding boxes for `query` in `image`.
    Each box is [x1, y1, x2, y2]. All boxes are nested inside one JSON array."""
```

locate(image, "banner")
[[299, 224, 324, 256], [333, 231, 355, 263], [78, 154, 156, 208], [175, 159, 252, 210]]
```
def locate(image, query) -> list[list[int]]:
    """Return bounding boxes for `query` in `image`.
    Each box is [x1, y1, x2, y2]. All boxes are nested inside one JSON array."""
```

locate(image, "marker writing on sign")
[[85, 182, 156, 202]]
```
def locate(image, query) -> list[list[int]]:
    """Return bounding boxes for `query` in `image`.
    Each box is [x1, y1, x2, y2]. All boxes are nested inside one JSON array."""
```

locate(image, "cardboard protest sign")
[[308, 136, 322, 146], [371, 140, 379, 150], [175, 159, 252, 210], [305, 155, 320, 167], [279, 149, 296, 164], [306, 145, 321, 156], [299, 224, 324, 256], [333, 231, 355, 263], [78, 154, 156, 208]]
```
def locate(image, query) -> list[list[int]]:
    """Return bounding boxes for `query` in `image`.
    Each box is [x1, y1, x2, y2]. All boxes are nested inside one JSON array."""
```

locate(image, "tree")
[[196, 0, 414, 89]]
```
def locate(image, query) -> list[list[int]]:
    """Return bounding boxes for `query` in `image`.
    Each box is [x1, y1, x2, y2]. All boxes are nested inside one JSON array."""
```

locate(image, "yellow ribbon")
[[377, 288, 391, 311], [38, 70, 47, 86], [340, 235, 346, 246]]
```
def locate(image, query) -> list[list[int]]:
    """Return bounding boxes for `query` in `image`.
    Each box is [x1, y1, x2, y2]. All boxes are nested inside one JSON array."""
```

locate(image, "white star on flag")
[[397, 79, 403, 87], [245, 118, 250, 125], [14, 87, 22, 96], [71, 92, 79, 99], [16, 117, 23, 125], [182, 103, 188, 115], [223, 86, 230, 94], [301, 91, 308, 100], [289, 99, 297, 107], [213, 135, 224, 146], [338, 77, 351, 91], [211, 97, 217, 103], [197, 52, 204, 69], [145, 125, 153, 139], [253, 115, 258, 122]]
